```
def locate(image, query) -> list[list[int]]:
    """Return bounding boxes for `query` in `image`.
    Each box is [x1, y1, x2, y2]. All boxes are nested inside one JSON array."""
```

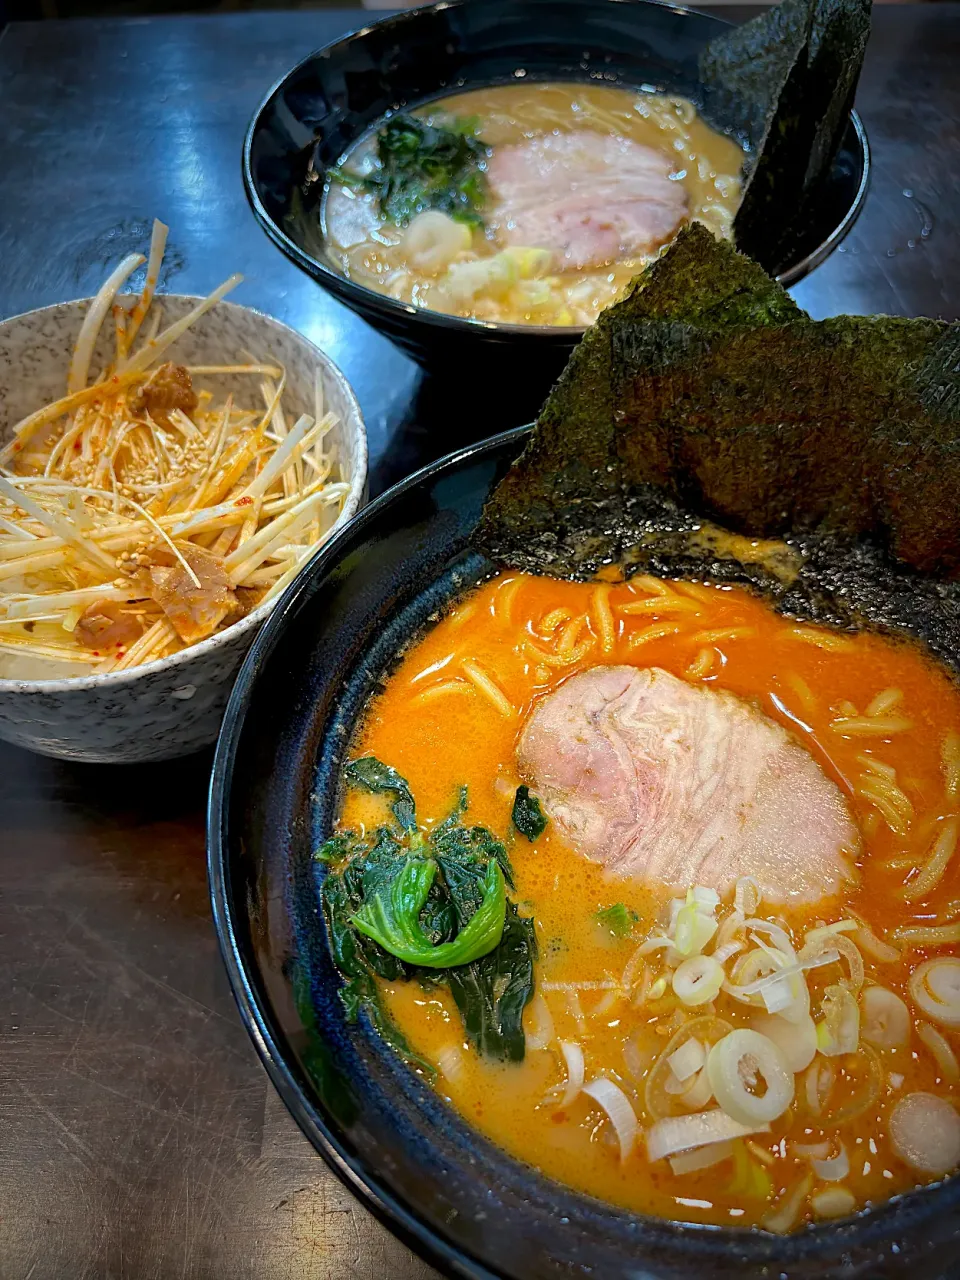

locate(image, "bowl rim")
[[0, 293, 368, 694], [241, 0, 871, 331], [208, 423, 960, 1279]]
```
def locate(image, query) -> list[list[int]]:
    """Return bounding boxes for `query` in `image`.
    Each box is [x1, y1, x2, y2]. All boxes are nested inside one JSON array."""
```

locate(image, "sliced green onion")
[[860, 985, 910, 1049], [707, 1029, 795, 1126], [816, 984, 860, 1056], [752, 1012, 818, 1072], [668, 1037, 706, 1082], [910, 957, 960, 1029], [646, 1108, 770, 1163], [674, 903, 718, 957], [673, 955, 724, 1006]]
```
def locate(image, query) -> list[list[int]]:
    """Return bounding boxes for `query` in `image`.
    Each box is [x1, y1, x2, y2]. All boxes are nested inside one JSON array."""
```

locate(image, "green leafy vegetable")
[[597, 903, 638, 938], [318, 828, 428, 1071], [344, 755, 417, 831], [352, 856, 506, 968], [446, 905, 537, 1063], [333, 112, 489, 228], [317, 763, 536, 1060], [512, 784, 547, 841]]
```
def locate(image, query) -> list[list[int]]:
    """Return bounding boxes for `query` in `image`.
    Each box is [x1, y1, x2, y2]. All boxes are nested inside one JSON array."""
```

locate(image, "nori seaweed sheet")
[[476, 225, 960, 677], [700, 0, 872, 274]]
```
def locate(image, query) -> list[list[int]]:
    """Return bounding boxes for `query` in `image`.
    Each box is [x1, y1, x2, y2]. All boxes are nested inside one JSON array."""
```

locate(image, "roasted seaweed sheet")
[[476, 225, 960, 676], [700, 0, 872, 273]]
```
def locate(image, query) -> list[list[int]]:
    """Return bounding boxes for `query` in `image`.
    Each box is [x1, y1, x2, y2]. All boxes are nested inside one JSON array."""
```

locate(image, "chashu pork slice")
[[517, 665, 858, 903], [486, 131, 688, 271]]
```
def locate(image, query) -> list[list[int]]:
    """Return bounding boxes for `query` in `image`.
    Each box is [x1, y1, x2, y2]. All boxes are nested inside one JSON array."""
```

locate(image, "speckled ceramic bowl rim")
[[242, 0, 871, 332], [0, 296, 368, 695]]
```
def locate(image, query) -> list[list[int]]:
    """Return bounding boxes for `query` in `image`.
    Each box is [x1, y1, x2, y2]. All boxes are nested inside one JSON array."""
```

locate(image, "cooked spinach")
[[333, 112, 490, 228], [318, 827, 428, 1071], [317, 760, 536, 1061], [352, 856, 507, 968], [344, 755, 417, 832], [446, 905, 538, 1063], [596, 903, 638, 938], [512, 784, 548, 841]]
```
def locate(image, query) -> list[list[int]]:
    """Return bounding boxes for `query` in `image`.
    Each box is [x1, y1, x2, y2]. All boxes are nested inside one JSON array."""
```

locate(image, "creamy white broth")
[[322, 82, 746, 327]]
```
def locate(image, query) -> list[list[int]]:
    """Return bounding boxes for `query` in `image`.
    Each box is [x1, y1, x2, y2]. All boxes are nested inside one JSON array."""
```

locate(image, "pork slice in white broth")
[[486, 132, 688, 270]]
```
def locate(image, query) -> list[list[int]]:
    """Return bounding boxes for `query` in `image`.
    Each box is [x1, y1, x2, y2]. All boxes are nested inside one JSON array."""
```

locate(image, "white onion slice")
[[805, 920, 859, 948], [646, 1108, 770, 1163], [812, 1142, 850, 1181], [889, 1092, 960, 1174], [804, 1059, 836, 1115], [582, 1077, 638, 1161], [713, 940, 744, 964], [760, 973, 800, 1015], [763, 1172, 813, 1234], [668, 1038, 706, 1083], [817, 984, 860, 1056], [745, 918, 796, 961], [665, 1063, 714, 1107], [638, 934, 674, 956], [777, 977, 812, 1026], [916, 1022, 960, 1082], [715, 909, 746, 953], [707, 1030, 795, 1126], [910, 957, 960, 1029], [525, 994, 555, 1051], [811, 1187, 857, 1220], [793, 1141, 831, 1159], [691, 885, 721, 912], [681, 1067, 714, 1111], [725, 949, 838, 1004], [752, 1012, 818, 1072], [800, 931, 864, 993], [860, 986, 911, 1049], [673, 955, 724, 1007], [734, 877, 761, 917], [669, 1138, 735, 1176], [558, 1041, 584, 1108]]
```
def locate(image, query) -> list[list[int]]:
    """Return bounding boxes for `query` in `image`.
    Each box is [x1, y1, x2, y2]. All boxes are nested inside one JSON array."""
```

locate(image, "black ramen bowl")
[[208, 427, 960, 1280], [243, 0, 870, 393]]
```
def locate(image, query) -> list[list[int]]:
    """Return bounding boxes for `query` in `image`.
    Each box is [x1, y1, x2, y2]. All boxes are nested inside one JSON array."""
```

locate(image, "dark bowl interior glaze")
[[209, 427, 960, 1280], [242, 0, 869, 387]]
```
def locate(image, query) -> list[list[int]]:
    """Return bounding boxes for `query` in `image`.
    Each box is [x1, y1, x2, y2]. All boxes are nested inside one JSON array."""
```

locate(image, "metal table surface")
[[0, 6, 958, 1277]]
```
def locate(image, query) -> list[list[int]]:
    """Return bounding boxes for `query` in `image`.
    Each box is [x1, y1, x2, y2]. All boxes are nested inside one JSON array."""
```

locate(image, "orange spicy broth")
[[338, 571, 960, 1230]]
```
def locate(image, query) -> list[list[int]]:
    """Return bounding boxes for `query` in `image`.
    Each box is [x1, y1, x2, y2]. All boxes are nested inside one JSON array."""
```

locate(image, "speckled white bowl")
[[0, 296, 367, 763]]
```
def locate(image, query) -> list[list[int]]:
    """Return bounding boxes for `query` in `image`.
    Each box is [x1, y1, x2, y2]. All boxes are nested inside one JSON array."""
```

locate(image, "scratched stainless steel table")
[[0, 6, 958, 1277]]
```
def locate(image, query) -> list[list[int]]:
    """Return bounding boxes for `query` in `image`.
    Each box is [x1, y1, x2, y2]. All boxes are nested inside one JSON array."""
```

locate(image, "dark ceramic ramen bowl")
[[242, 0, 870, 391], [208, 427, 960, 1280]]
